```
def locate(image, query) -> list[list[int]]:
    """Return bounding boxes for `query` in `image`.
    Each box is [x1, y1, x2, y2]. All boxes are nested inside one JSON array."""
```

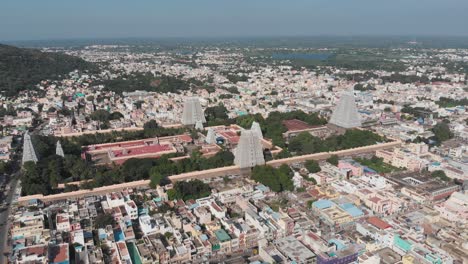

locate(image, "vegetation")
[[381, 73, 430, 84], [432, 121, 453, 143], [149, 171, 164, 189], [225, 74, 248, 83], [0, 44, 98, 97], [205, 104, 230, 126], [167, 180, 211, 201], [431, 170, 450, 182], [304, 160, 321, 173], [401, 105, 433, 119], [327, 155, 339, 166], [288, 129, 384, 155], [94, 213, 116, 229], [0, 161, 11, 174], [251, 165, 294, 192], [436, 97, 468, 108], [235, 110, 327, 147], [355, 156, 402, 174], [354, 83, 375, 91]]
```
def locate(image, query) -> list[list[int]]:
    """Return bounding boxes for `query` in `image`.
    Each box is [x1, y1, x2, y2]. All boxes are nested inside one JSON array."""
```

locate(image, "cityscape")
[[0, 1, 468, 264]]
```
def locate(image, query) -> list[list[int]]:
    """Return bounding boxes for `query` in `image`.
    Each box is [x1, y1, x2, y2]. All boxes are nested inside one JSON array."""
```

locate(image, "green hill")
[[0, 44, 98, 97]]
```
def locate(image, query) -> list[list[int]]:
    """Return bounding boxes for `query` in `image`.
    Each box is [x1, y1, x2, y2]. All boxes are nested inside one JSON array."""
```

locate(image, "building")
[[329, 89, 362, 129], [181, 97, 206, 125], [82, 137, 185, 165], [274, 236, 317, 264], [435, 191, 467, 224], [282, 119, 330, 140], [22, 131, 38, 164], [251, 121, 263, 140], [56, 140, 65, 157], [234, 130, 265, 169]]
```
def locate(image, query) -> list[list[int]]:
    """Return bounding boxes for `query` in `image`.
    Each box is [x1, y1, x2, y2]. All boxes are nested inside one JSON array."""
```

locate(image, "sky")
[[1, 0, 467, 41]]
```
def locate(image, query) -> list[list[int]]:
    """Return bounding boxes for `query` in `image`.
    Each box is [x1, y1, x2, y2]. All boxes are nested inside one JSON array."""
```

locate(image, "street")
[[0, 170, 20, 264]]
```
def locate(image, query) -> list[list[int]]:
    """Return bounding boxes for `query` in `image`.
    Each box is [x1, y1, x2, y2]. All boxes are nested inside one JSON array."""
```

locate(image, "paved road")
[[0, 171, 20, 264]]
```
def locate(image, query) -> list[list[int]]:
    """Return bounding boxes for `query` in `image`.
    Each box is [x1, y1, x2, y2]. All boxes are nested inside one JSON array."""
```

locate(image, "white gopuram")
[[234, 130, 265, 169], [22, 131, 38, 164], [329, 88, 361, 128], [250, 121, 263, 140], [205, 128, 216, 144], [181, 97, 206, 125], [56, 140, 65, 157], [195, 120, 204, 130]]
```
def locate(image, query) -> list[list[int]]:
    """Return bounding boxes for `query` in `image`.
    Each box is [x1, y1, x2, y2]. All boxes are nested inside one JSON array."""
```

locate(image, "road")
[[0, 170, 20, 264]]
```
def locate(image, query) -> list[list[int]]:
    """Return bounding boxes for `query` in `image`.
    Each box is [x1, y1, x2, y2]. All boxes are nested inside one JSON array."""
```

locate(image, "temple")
[[22, 132, 38, 164], [329, 88, 362, 129], [56, 141, 65, 157], [234, 130, 265, 169], [181, 97, 206, 125]]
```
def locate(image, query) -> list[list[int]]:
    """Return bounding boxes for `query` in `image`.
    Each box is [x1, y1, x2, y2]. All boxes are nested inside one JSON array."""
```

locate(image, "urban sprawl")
[[0, 43, 467, 264]]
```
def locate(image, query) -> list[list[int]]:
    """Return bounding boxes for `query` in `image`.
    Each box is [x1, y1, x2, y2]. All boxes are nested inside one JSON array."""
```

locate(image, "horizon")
[[2, 0, 468, 41]]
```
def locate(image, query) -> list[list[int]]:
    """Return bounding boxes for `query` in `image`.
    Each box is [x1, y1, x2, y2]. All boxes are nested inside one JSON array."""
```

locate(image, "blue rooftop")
[[340, 203, 364, 217], [313, 199, 335, 210], [114, 229, 124, 242], [328, 239, 346, 251]]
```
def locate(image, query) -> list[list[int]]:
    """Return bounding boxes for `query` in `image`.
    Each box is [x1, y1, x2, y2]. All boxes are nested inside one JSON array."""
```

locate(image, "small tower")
[[181, 97, 206, 125], [234, 130, 265, 169], [195, 120, 204, 130], [22, 131, 38, 164], [251, 121, 263, 140], [56, 140, 65, 157], [205, 128, 216, 144]]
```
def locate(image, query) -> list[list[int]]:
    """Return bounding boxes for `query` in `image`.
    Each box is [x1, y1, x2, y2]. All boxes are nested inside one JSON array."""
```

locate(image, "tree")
[[432, 122, 453, 143], [251, 165, 294, 192], [149, 170, 163, 189], [164, 232, 173, 239], [94, 213, 115, 229], [21, 161, 48, 195], [305, 160, 321, 173], [205, 104, 229, 125], [327, 155, 339, 166], [109, 111, 124, 120], [144, 120, 159, 130], [168, 180, 211, 201], [0, 161, 9, 174], [90, 109, 110, 123], [431, 170, 450, 182]]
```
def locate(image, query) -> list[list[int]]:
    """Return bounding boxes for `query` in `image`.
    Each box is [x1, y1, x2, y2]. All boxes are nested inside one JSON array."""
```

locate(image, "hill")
[[0, 44, 98, 97]]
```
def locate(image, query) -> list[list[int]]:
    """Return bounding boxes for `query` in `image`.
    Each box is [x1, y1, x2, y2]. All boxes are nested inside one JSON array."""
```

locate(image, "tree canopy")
[[432, 122, 453, 143], [167, 180, 211, 201], [327, 155, 339, 166], [0, 44, 98, 97], [305, 160, 321, 173], [251, 165, 294, 192]]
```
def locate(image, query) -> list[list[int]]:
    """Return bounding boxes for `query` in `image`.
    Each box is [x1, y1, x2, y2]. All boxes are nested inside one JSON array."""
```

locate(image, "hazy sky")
[[1, 0, 467, 41]]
